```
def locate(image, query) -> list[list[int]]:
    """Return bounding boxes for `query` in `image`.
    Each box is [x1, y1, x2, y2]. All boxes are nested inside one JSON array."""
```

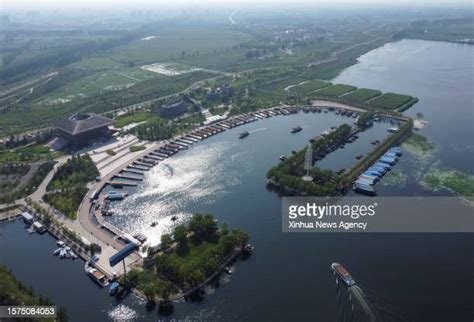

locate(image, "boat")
[[353, 183, 377, 196], [56, 240, 65, 247], [279, 155, 286, 161], [223, 266, 233, 274], [331, 263, 356, 287], [69, 250, 78, 260], [238, 131, 249, 139], [109, 281, 120, 296], [86, 265, 109, 287], [291, 126, 303, 133], [59, 249, 68, 259], [53, 248, 62, 256], [387, 127, 399, 133]]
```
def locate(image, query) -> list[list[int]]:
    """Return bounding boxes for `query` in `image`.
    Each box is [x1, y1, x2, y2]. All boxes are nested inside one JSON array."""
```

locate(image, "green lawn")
[[129, 145, 146, 152], [289, 80, 331, 95], [115, 112, 155, 128], [343, 88, 381, 102], [371, 93, 414, 110], [0, 145, 60, 163], [315, 84, 356, 97]]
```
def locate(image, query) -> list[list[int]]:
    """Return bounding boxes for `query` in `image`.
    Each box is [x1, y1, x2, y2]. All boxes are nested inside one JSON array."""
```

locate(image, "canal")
[[1, 39, 473, 321]]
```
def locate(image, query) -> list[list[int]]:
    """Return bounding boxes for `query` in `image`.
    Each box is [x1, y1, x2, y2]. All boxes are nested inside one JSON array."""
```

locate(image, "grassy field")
[[289, 80, 331, 95], [371, 92, 414, 110], [342, 88, 381, 102], [39, 67, 158, 103], [111, 25, 254, 64], [0, 145, 61, 163], [115, 112, 155, 128], [315, 84, 356, 96]]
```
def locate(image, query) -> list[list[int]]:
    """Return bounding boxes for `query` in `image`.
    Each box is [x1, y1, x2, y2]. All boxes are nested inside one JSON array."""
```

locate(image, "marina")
[[0, 39, 472, 322]]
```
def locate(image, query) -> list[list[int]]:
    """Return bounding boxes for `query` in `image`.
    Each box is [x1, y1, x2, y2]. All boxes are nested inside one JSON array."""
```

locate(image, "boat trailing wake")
[[107, 304, 139, 321]]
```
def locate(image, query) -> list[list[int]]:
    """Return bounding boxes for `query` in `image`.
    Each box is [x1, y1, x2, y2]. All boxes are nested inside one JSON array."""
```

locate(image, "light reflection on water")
[[107, 111, 393, 247], [110, 141, 244, 245]]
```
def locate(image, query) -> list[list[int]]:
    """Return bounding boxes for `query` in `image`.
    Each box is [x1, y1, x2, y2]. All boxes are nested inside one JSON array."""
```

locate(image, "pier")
[[121, 168, 144, 175], [108, 181, 138, 187], [113, 174, 143, 181]]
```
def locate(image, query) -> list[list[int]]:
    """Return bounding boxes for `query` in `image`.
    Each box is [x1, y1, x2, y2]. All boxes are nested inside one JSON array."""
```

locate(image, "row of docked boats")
[[353, 146, 403, 196]]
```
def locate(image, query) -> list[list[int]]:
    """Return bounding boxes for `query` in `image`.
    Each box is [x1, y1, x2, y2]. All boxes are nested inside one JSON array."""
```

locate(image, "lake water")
[[1, 39, 473, 322]]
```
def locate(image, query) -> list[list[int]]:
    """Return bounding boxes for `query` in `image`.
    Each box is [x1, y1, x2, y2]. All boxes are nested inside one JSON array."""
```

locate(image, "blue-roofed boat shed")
[[109, 243, 138, 267]]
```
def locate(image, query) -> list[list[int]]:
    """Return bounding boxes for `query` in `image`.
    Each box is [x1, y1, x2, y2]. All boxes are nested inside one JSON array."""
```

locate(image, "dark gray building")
[[158, 100, 190, 117], [55, 113, 114, 148]]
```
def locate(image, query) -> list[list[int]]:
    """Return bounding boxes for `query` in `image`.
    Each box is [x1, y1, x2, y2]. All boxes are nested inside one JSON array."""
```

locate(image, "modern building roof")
[[55, 113, 114, 135]]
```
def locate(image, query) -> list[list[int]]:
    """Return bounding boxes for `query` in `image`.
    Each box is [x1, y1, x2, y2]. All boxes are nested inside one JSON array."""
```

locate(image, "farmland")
[[314, 84, 357, 97], [371, 93, 415, 110], [342, 88, 382, 102]]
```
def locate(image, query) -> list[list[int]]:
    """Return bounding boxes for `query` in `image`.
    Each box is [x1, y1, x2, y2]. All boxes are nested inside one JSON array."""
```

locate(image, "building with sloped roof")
[[55, 113, 114, 148]]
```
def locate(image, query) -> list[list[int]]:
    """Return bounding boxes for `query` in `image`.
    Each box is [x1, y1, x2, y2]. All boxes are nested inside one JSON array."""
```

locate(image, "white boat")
[[69, 250, 78, 259], [53, 248, 62, 256], [65, 246, 71, 252], [387, 127, 399, 133], [59, 249, 67, 258], [56, 240, 65, 247]]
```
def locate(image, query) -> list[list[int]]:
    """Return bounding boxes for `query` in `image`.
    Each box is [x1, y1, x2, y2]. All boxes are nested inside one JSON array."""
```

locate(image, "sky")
[[2, 0, 472, 10]]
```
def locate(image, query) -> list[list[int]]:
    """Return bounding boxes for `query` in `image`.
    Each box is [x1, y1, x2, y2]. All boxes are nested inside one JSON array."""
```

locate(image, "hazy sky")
[[2, 0, 472, 10]]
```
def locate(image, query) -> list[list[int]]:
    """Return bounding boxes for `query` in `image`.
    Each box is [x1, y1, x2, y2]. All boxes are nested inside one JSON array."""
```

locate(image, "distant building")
[[158, 100, 190, 117], [55, 113, 114, 148], [222, 84, 235, 96]]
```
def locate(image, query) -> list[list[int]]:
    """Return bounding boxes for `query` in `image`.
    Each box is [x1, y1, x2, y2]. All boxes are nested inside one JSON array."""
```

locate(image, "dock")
[[113, 174, 143, 181], [108, 181, 138, 187], [121, 168, 144, 175]]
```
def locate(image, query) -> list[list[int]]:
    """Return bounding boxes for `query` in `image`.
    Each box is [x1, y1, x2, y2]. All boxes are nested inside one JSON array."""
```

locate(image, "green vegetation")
[[0, 161, 55, 204], [114, 112, 154, 128], [356, 111, 375, 129], [314, 84, 356, 97], [402, 133, 436, 158], [0, 265, 68, 321], [45, 155, 98, 219], [371, 93, 414, 110], [267, 124, 353, 196], [343, 88, 381, 102], [121, 214, 249, 302], [105, 149, 117, 156], [129, 145, 146, 152], [422, 168, 474, 203], [379, 169, 408, 186], [289, 80, 331, 95], [394, 18, 474, 43], [0, 144, 60, 163]]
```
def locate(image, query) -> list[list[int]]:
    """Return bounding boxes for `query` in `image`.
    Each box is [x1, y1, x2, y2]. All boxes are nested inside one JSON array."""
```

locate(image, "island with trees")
[[121, 213, 251, 313]]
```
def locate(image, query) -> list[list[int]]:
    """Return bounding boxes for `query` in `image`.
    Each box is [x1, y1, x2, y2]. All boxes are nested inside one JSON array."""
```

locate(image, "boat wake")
[[249, 127, 267, 133], [107, 304, 139, 321]]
